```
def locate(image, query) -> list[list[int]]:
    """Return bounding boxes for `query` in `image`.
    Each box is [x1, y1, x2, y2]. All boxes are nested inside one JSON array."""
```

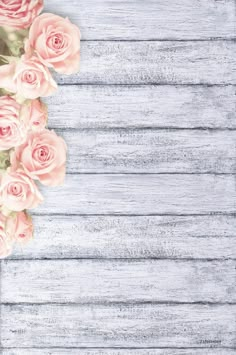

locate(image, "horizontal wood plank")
[[55, 41, 236, 85], [2, 304, 236, 347], [2, 349, 236, 355], [35, 174, 236, 215], [2, 260, 235, 303], [45, 85, 236, 129], [44, 0, 235, 40], [59, 129, 236, 173], [9, 215, 236, 260]]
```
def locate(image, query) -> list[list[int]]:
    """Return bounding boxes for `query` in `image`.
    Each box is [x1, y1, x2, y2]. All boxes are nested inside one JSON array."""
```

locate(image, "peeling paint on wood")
[[2, 304, 236, 348], [44, 0, 236, 40], [37, 174, 236, 215], [9, 215, 236, 260], [56, 129, 236, 174], [2, 259, 236, 303], [56, 41, 236, 85], [45, 85, 236, 129]]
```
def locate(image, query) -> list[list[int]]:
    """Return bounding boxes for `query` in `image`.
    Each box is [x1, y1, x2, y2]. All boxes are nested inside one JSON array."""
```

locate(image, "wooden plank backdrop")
[[1, 0, 236, 354], [3, 351, 236, 355]]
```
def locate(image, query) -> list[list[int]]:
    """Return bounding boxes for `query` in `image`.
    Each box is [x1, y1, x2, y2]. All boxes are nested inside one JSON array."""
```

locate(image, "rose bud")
[[0, 216, 13, 259], [21, 99, 48, 131], [0, 96, 27, 150], [5, 211, 33, 244]]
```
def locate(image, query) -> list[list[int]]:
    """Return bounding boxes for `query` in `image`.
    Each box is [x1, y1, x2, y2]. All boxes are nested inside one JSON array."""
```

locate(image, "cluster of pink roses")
[[0, 0, 80, 258]]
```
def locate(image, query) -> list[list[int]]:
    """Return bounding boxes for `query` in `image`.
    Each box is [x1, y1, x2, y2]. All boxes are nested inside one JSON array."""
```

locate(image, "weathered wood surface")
[[59, 129, 236, 173], [2, 304, 236, 348], [2, 259, 235, 303], [36, 174, 236, 215], [55, 41, 236, 85], [3, 350, 236, 355], [9, 215, 236, 260], [1, 0, 236, 353], [44, 0, 236, 40], [45, 85, 236, 129]]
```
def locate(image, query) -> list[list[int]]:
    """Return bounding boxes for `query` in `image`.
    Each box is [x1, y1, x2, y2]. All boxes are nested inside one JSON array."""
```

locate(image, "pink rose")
[[0, 215, 13, 258], [0, 170, 43, 211], [0, 0, 43, 30], [21, 99, 47, 131], [5, 211, 33, 244], [0, 56, 57, 99], [26, 13, 80, 75], [0, 96, 27, 150], [12, 129, 67, 186], [0, 226, 12, 258]]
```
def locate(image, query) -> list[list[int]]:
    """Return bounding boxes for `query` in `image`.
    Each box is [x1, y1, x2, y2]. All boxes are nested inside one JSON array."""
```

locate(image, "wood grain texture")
[[9, 215, 236, 260], [55, 41, 236, 85], [2, 259, 235, 303], [1, 0, 235, 353], [2, 304, 236, 348], [45, 85, 236, 129], [44, 0, 236, 40], [36, 174, 236, 215], [3, 349, 236, 355], [59, 129, 236, 173]]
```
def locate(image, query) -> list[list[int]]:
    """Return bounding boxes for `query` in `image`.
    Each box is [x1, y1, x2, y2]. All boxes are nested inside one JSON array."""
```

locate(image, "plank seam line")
[[56, 83, 236, 87], [5, 258, 236, 262], [65, 172, 236, 176], [51, 127, 236, 132], [2, 302, 236, 306], [31, 213, 236, 217], [80, 38, 236, 42], [64, 172, 236, 176], [57, 83, 236, 87], [0, 346, 236, 350]]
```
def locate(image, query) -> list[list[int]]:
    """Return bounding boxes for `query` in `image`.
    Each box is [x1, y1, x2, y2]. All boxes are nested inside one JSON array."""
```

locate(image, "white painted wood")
[[9, 215, 236, 260], [45, 85, 236, 129], [36, 174, 236, 215], [55, 41, 236, 85], [2, 304, 236, 347], [3, 349, 236, 355], [44, 0, 236, 40], [59, 129, 236, 173], [2, 260, 235, 303], [1, 2, 235, 353]]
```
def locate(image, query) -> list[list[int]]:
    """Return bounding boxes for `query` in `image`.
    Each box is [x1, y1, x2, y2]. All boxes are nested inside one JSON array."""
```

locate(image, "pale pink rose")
[[12, 129, 67, 186], [5, 211, 33, 244], [0, 170, 43, 211], [26, 13, 80, 75], [0, 0, 44, 30], [0, 95, 27, 150], [0, 56, 57, 99], [0, 216, 13, 258], [21, 99, 47, 131]]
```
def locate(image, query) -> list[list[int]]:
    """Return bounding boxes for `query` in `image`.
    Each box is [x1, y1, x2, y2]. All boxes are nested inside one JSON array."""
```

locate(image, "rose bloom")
[[0, 95, 27, 150], [0, 0, 43, 30], [0, 56, 57, 99], [0, 216, 13, 258], [0, 170, 43, 212], [12, 129, 67, 186], [0, 225, 12, 258], [26, 13, 81, 75], [5, 211, 33, 244], [21, 99, 47, 131]]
